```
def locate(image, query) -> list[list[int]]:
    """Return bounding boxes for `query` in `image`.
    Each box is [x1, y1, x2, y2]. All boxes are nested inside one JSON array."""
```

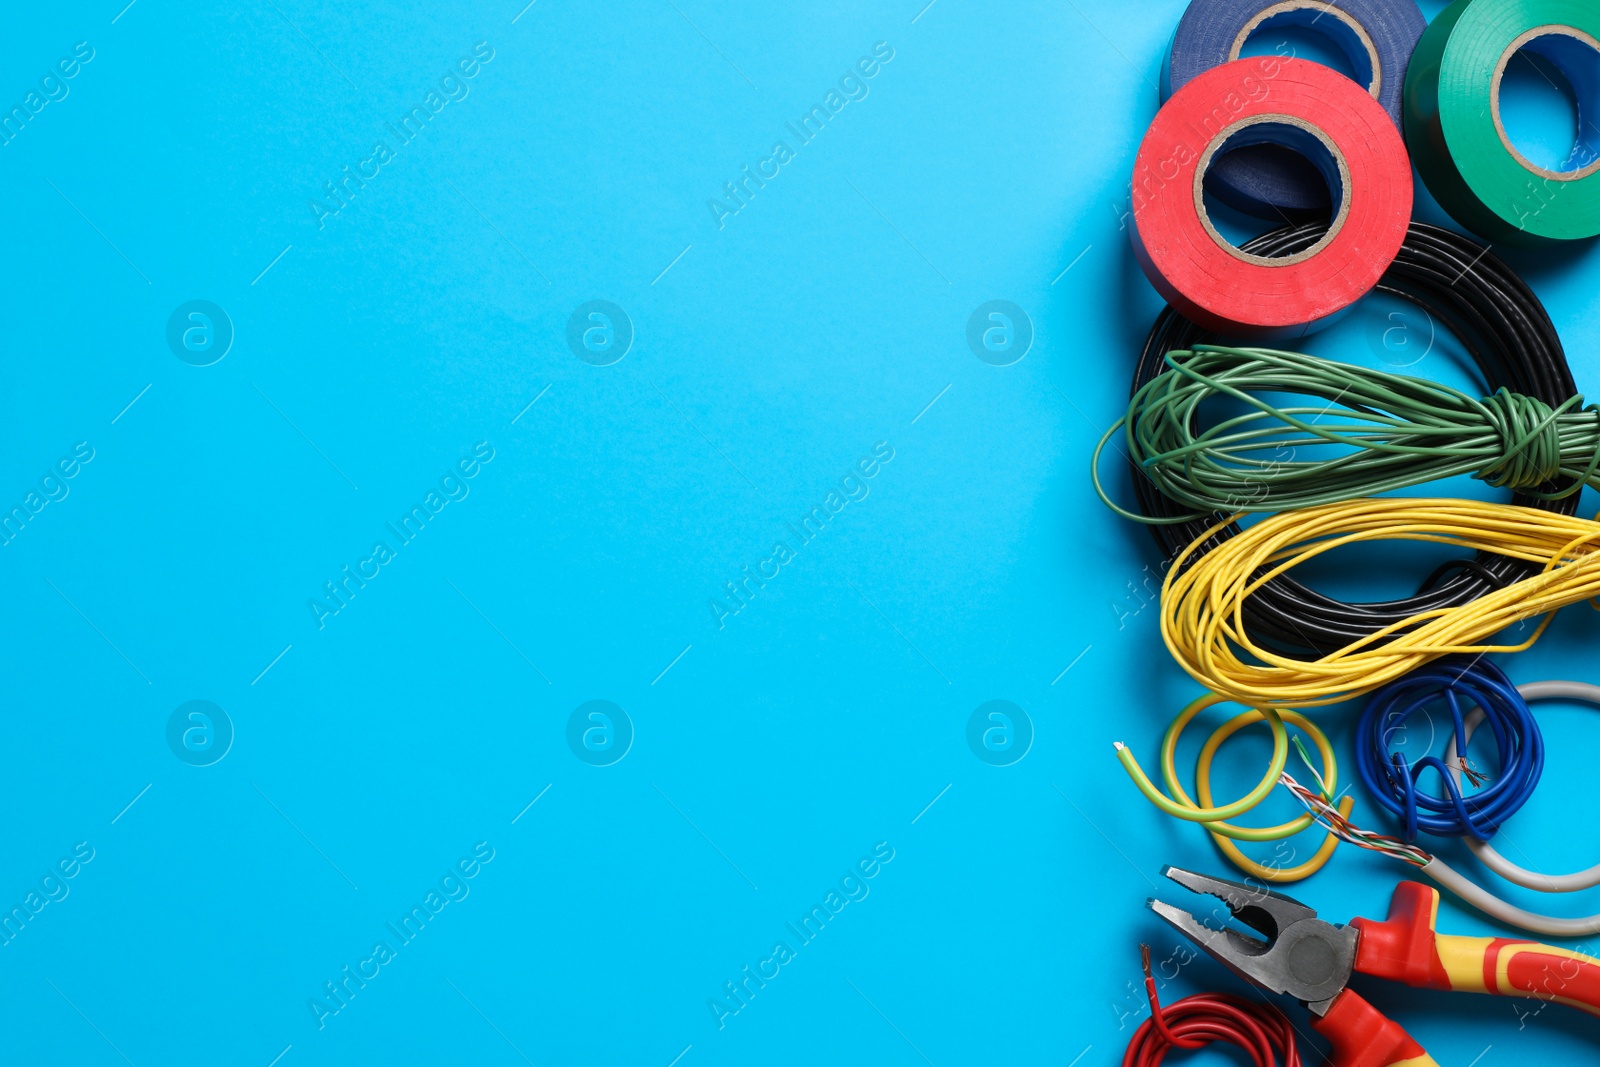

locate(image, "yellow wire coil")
[[1160, 498, 1600, 709], [1116, 692, 1352, 883]]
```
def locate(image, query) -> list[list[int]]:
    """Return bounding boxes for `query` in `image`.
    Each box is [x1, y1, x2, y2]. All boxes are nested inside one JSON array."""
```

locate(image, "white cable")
[[1292, 677, 1600, 934], [1446, 681, 1600, 893], [1420, 857, 1600, 937], [1400, 680, 1600, 935]]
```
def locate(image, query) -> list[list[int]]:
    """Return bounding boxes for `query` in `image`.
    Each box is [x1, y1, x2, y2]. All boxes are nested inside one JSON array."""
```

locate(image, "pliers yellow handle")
[[1354, 880, 1600, 1016], [1151, 868, 1600, 1067]]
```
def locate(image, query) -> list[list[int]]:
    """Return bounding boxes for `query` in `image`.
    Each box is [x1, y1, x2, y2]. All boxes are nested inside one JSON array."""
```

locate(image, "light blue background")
[[4, 1, 1600, 1064]]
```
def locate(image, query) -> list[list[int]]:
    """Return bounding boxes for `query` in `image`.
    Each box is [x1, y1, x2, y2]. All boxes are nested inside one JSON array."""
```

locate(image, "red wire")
[[1123, 945, 1303, 1067]]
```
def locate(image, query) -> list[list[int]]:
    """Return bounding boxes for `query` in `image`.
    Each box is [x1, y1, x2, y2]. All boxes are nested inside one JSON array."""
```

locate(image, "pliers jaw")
[[1149, 865, 1359, 1014]]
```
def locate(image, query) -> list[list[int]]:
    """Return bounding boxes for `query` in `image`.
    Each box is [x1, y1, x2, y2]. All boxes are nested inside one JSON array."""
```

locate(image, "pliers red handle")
[[1151, 866, 1600, 1067]]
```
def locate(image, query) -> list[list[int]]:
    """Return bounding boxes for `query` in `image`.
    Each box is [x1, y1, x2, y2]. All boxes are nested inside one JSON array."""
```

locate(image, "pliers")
[[1150, 865, 1600, 1067]]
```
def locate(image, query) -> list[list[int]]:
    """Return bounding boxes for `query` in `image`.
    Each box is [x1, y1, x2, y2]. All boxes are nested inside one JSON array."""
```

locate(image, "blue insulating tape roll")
[[1163, 0, 1426, 219]]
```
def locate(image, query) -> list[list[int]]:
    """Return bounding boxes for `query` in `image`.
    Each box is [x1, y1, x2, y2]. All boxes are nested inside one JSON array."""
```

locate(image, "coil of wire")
[[1123, 222, 1579, 657]]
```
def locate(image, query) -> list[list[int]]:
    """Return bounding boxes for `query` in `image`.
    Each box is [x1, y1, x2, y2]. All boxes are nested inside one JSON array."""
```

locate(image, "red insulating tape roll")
[[1130, 56, 1413, 333]]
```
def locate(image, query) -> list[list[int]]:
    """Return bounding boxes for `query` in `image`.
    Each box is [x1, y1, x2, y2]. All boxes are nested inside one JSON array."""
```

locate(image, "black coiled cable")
[[1130, 222, 1580, 657]]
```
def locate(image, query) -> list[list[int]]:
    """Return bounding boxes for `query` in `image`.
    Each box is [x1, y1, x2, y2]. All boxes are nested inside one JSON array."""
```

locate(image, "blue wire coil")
[[1356, 658, 1544, 841]]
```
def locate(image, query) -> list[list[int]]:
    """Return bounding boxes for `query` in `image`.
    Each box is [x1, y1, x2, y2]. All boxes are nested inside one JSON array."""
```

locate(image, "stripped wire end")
[[1137, 943, 1204, 1053], [1290, 735, 1335, 802], [1458, 758, 1491, 788], [1279, 773, 1432, 868]]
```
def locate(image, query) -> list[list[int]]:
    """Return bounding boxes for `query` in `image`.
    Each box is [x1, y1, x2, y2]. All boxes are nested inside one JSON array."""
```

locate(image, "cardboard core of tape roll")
[[1227, 1, 1384, 98], [1194, 114, 1354, 266], [1490, 25, 1600, 183]]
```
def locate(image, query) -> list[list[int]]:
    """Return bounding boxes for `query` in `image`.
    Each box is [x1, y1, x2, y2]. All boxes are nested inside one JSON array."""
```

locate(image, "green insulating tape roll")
[[1404, 0, 1600, 244]]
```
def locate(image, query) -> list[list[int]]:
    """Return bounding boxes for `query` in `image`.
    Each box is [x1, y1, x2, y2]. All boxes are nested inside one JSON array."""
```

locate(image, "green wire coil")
[[1093, 345, 1600, 523]]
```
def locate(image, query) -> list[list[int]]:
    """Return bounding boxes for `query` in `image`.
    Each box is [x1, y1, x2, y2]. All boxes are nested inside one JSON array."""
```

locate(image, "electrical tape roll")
[[1164, 0, 1425, 218], [1131, 57, 1413, 333], [1405, 0, 1600, 243]]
